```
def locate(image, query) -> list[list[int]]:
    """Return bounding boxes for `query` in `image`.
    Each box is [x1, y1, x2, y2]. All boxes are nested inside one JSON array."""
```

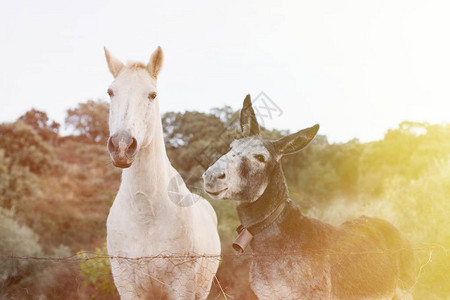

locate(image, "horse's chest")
[[107, 199, 191, 257], [250, 254, 331, 300]]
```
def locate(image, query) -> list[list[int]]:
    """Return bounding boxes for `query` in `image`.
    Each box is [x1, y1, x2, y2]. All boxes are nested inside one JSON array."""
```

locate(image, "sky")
[[1, 0, 449, 142]]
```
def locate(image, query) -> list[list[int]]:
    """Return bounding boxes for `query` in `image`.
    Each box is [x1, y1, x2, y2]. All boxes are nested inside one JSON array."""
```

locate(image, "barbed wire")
[[1, 243, 448, 262], [1, 244, 447, 299]]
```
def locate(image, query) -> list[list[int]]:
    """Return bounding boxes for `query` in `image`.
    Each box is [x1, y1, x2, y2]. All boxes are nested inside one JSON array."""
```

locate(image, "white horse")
[[104, 46, 221, 299]]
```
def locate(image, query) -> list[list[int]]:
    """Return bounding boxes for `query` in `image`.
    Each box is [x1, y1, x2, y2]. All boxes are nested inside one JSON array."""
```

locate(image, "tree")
[[162, 111, 229, 181], [0, 122, 54, 175], [17, 109, 60, 142], [65, 100, 109, 143], [0, 123, 50, 211]]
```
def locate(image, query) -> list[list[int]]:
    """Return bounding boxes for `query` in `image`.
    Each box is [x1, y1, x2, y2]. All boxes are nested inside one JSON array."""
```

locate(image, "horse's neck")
[[120, 118, 178, 211], [122, 144, 170, 190]]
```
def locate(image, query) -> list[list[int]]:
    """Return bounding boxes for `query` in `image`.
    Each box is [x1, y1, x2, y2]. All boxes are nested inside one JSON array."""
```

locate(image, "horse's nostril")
[[127, 137, 138, 155], [218, 173, 226, 180], [107, 137, 115, 153]]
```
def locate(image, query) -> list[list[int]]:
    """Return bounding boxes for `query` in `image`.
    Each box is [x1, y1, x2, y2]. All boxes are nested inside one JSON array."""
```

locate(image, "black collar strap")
[[233, 201, 287, 254]]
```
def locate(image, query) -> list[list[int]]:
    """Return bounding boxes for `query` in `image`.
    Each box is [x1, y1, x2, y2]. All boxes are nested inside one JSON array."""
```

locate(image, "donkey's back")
[[330, 216, 415, 299]]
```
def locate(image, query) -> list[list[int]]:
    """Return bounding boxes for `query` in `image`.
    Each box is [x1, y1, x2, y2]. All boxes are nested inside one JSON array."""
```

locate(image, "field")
[[1, 102, 449, 299]]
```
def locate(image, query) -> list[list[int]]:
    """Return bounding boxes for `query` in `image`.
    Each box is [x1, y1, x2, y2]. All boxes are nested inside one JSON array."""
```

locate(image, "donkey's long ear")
[[240, 94, 260, 137], [273, 124, 319, 156], [147, 46, 164, 79], [104, 47, 124, 78]]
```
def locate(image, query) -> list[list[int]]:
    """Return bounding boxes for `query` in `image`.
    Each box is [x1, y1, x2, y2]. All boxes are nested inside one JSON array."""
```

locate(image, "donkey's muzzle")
[[107, 131, 138, 168]]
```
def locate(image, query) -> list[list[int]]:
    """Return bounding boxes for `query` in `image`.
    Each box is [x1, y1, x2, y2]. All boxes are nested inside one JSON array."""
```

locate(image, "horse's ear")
[[147, 46, 164, 79], [104, 47, 124, 78], [273, 124, 319, 157], [240, 94, 260, 137]]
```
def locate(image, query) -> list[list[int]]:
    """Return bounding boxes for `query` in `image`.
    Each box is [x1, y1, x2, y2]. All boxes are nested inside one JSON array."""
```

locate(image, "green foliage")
[[385, 161, 450, 299], [17, 108, 60, 142], [78, 246, 116, 299], [0, 207, 78, 299], [163, 110, 230, 183], [0, 208, 43, 294], [358, 122, 450, 196], [283, 138, 362, 206], [0, 123, 48, 213], [1, 101, 449, 298], [0, 150, 40, 210], [0, 122, 54, 175], [65, 100, 109, 143]]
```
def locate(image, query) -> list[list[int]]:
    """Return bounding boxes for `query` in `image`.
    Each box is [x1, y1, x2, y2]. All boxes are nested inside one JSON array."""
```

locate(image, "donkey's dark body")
[[203, 95, 415, 299], [237, 164, 415, 299]]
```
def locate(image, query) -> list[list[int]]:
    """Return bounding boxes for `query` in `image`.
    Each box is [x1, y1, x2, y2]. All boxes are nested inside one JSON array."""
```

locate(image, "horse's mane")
[[126, 60, 147, 70]]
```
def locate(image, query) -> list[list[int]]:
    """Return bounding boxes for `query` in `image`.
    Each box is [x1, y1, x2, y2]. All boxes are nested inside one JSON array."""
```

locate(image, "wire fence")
[[3, 243, 448, 261], [1, 244, 448, 299]]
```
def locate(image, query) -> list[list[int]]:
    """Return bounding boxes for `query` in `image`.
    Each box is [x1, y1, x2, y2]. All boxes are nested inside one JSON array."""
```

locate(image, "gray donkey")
[[203, 95, 415, 299]]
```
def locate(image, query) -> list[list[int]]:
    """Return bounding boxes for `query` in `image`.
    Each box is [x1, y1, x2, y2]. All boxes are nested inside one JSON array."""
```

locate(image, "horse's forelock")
[[125, 61, 147, 70]]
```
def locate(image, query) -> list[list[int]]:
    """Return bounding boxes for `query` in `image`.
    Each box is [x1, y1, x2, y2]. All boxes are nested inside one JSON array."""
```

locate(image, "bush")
[[0, 150, 41, 211], [307, 159, 450, 299], [386, 160, 450, 299], [0, 208, 43, 296], [78, 245, 118, 299]]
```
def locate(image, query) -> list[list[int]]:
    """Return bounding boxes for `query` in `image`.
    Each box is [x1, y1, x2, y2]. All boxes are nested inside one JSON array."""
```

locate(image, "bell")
[[232, 227, 253, 254]]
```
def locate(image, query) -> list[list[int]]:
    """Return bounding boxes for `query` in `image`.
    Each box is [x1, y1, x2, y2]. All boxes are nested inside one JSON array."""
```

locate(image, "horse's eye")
[[107, 89, 114, 97], [148, 92, 157, 100], [254, 154, 266, 163]]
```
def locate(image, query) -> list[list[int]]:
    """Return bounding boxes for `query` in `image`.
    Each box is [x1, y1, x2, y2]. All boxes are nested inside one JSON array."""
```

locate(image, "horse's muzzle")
[[107, 131, 138, 168]]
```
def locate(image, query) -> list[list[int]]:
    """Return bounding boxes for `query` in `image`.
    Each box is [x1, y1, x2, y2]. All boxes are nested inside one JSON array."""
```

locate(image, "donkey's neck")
[[237, 163, 289, 228]]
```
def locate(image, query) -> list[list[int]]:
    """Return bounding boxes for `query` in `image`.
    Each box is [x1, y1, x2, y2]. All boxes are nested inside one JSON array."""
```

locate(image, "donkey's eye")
[[254, 154, 266, 163], [148, 92, 157, 100], [107, 89, 114, 97]]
